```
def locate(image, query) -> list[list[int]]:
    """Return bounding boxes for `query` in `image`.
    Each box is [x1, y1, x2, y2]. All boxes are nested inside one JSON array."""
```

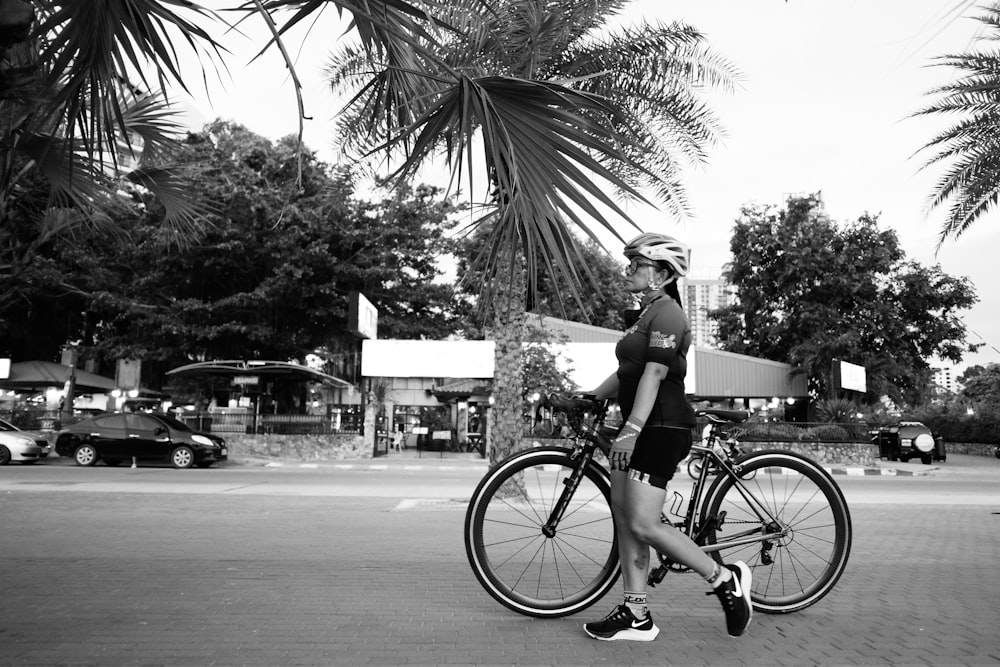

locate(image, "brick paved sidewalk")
[[3, 488, 999, 666]]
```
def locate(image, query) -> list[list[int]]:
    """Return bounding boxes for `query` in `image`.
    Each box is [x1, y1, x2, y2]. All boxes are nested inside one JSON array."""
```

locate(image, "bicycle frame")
[[541, 401, 789, 577], [680, 443, 788, 553]]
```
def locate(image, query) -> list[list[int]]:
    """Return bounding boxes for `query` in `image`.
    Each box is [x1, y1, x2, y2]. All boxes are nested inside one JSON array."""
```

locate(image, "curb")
[[826, 465, 938, 477], [246, 459, 937, 477], [260, 460, 490, 472]]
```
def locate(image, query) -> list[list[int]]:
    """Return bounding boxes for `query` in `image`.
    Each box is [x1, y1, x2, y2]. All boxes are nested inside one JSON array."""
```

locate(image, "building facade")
[[683, 277, 736, 348]]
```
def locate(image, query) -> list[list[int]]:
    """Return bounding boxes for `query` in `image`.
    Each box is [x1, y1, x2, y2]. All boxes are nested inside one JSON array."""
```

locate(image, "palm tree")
[[915, 2, 1000, 246], [0, 0, 446, 308], [326, 0, 738, 461]]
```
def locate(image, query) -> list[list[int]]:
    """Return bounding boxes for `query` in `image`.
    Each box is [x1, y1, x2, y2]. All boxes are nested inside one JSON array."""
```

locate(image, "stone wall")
[[224, 433, 369, 461], [526, 437, 878, 466], [942, 442, 996, 457], [219, 432, 991, 464], [742, 442, 878, 467]]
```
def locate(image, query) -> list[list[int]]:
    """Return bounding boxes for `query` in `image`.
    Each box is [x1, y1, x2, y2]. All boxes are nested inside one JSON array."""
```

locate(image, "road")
[[1, 454, 999, 666]]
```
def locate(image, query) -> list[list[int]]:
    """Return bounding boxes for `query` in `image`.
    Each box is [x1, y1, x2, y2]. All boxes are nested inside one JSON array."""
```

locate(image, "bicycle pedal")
[[648, 566, 667, 586]]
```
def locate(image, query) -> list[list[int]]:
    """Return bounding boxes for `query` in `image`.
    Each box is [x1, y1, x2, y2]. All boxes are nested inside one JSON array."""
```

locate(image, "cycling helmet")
[[623, 233, 691, 277]]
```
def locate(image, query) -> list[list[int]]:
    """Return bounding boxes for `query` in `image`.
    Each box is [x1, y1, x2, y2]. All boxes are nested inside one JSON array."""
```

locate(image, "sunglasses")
[[626, 259, 659, 275]]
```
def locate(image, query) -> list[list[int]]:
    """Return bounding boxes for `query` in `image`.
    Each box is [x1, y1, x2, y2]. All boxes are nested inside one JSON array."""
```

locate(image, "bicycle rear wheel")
[[700, 450, 852, 614], [464, 448, 619, 618]]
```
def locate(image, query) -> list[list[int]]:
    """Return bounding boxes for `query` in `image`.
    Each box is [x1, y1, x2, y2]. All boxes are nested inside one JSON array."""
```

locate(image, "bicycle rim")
[[701, 451, 852, 614], [464, 449, 619, 618]]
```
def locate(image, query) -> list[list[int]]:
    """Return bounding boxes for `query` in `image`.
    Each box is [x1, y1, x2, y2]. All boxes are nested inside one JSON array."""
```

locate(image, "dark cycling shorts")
[[623, 426, 692, 489]]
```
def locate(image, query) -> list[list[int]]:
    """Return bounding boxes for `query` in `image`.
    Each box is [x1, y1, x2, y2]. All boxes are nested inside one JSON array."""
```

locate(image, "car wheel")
[[171, 446, 194, 469], [0, 445, 10, 465], [74, 444, 98, 466], [103, 458, 124, 467]]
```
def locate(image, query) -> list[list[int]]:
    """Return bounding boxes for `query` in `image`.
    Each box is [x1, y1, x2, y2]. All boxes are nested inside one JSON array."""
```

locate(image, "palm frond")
[[380, 74, 653, 312], [125, 164, 217, 238], [35, 0, 225, 159], [914, 3, 1000, 246]]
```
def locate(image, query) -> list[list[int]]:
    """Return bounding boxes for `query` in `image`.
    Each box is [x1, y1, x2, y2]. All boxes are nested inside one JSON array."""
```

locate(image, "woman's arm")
[[590, 372, 620, 400]]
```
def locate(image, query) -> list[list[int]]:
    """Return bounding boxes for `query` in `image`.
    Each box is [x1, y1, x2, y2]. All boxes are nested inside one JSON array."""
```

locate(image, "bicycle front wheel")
[[700, 450, 852, 614], [464, 448, 619, 618]]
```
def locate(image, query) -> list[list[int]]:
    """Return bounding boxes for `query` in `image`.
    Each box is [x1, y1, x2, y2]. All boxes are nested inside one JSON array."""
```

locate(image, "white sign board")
[[839, 360, 867, 393], [0, 358, 9, 380], [348, 291, 378, 339], [362, 340, 495, 378]]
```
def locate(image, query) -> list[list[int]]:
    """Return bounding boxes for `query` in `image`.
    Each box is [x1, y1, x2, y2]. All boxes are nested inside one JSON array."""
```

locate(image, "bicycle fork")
[[541, 447, 596, 538]]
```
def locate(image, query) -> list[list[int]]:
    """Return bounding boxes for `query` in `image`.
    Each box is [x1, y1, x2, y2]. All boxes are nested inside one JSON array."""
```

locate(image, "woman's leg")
[[610, 469, 656, 593], [618, 473, 717, 579]]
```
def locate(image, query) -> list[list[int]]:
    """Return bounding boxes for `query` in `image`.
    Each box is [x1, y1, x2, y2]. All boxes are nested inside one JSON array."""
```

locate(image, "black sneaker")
[[709, 561, 753, 637], [583, 604, 659, 642]]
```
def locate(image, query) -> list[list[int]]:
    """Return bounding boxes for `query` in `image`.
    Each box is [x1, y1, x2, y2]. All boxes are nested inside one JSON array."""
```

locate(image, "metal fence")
[[0, 408, 363, 435], [177, 411, 363, 435]]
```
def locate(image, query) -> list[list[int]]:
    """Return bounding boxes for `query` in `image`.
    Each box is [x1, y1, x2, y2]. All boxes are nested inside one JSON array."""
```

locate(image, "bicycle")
[[464, 395, 852, 618], [686, 417, 755, 480]]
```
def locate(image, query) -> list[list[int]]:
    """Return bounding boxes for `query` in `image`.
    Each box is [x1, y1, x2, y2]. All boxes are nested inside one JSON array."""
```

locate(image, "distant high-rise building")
[[931, 366, 961, 395], [683, 277, 735, 348]]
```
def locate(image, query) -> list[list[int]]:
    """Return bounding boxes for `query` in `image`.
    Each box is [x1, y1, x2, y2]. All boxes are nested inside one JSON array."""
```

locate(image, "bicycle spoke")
[[466, 451, 619, 617], [701, 452, 851, 614]]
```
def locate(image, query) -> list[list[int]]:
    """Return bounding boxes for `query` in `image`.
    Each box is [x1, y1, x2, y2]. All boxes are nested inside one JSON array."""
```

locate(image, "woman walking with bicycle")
[[582, 233, 753, 642]]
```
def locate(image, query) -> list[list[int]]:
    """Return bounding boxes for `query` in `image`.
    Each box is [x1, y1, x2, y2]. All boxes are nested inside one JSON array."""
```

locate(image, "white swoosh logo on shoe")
[[631, 619, 647, 628], [732, 575, 743, 598]]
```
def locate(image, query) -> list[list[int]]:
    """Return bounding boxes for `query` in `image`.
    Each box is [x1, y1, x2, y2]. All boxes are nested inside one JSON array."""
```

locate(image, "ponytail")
[[665, 280, 683, 309]]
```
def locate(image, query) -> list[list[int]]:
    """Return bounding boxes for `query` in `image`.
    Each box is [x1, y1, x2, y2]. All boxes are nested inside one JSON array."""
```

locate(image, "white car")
[[0, 418, 52, 465]]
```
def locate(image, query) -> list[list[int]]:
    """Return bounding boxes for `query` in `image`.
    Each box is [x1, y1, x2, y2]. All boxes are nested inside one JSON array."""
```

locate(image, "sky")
[[175, 0, 1000, 372]]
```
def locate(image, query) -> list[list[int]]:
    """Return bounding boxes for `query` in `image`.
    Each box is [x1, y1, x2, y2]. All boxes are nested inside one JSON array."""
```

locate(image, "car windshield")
[[154, 414, 193, 432]]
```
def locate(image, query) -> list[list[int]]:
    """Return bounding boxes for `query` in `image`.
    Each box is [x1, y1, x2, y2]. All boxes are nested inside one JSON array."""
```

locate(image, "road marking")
[[392, 498, 466, 511]]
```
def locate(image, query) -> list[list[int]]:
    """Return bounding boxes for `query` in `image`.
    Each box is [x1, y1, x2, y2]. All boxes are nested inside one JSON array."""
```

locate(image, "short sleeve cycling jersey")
[[615, 295, 696, 428]]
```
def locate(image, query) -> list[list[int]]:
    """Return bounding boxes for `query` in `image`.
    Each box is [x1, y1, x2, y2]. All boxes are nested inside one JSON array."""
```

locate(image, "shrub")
[[803, 424, 852, 442]]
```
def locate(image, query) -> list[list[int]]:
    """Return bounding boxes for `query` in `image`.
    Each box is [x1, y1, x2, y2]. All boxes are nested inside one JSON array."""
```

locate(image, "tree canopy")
[[713, 194, 979, 405], [1, 121, 467, 373]]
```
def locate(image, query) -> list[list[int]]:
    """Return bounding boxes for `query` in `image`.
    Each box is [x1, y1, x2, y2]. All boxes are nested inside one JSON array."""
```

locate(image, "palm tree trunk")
[[487, 248, 526, 466]]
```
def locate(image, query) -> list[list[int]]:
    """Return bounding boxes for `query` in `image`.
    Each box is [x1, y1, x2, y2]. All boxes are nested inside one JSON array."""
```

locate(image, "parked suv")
[[870, 421, 946, 465]]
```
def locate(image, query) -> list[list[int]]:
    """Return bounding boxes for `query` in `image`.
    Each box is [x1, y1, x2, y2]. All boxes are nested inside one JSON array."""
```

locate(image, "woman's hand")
[[609, 419, 643, 471]]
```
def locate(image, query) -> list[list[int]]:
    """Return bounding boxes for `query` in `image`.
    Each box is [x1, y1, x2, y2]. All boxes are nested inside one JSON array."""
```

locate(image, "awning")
[[166, 360, 352, 389], [429, 378, 493, 403], [0, 360, 116, 393]]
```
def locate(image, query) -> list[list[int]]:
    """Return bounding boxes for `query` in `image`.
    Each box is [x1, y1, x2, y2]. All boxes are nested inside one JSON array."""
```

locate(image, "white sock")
[[706, 564, 733, 589]]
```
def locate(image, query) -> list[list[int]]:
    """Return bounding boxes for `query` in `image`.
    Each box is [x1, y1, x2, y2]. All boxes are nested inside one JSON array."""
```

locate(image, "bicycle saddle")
[[697, 409, 751, 423]]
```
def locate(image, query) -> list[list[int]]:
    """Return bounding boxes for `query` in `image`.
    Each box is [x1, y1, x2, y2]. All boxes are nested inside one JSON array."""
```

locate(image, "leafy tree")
[[960, 363, 1000, 406], [915, 3, 1000, 245], [36, 122, 466, 374], [522, 325, 578, 402], [328, 0, 737, 461], [714, 194, 979, 405]]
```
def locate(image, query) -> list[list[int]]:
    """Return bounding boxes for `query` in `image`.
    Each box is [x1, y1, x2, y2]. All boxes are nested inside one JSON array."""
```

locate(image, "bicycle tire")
[[687, 455, 704, 480], [700, 450, 852, 614], [465, 447, 620, 618]]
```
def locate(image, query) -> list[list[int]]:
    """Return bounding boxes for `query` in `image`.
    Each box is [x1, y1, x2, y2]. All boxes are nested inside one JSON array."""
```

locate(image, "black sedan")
[[55, 413, 227, 468]]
